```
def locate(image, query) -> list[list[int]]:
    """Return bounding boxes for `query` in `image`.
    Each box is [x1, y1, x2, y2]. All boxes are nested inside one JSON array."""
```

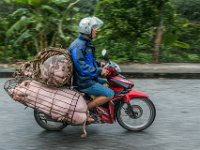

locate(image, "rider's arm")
[[95, 61, 101, 67], [71, 47, 102, 77]]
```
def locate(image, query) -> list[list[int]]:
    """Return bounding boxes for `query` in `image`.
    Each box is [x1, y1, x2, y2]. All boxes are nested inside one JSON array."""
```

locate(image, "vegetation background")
[[0, 0, 199, 63]]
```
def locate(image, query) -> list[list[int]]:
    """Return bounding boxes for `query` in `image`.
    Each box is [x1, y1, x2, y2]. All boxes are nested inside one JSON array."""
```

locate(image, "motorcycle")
[[34, 49, 156, 132]]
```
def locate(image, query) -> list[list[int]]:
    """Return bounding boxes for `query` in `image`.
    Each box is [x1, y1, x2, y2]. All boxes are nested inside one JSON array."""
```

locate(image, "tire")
[[117, 98, 156, 131], [34, 110, 68, 131]]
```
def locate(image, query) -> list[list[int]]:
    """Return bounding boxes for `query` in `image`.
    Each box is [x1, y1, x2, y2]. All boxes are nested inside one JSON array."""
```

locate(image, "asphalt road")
[[1, 78, 200, 150]]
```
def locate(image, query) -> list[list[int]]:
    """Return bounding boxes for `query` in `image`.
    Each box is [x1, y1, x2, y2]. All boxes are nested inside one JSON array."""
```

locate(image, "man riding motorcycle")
[[68, 16, 114, 122]]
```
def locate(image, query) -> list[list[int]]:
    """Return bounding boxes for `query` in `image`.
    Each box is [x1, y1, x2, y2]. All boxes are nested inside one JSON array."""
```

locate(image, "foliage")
[[94, 0, 176, 62], [0, 0, 81, 62], [172, 0, 200, 21], [160, 16, 200, 62], [0, 0, 200, 63]]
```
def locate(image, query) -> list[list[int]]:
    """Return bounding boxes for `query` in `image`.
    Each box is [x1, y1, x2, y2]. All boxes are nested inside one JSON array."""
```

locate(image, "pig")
[[8, 80, 88, 125], [39, 55, 72, 87]]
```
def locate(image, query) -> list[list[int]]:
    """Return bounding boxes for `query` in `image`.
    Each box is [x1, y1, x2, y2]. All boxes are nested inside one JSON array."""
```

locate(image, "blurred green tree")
[[0, 0, 80, 61], [94, 0, 184, 63], [172, 0, 200, 21], [0, 0, 199, 63]]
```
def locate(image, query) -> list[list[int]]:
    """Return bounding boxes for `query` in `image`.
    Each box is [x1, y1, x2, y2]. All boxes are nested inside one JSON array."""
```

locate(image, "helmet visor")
[[91, 17, 104, 30]]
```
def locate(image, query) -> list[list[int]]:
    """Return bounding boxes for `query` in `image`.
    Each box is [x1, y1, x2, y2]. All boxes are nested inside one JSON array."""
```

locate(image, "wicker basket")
[[14, 47, 73, 87]]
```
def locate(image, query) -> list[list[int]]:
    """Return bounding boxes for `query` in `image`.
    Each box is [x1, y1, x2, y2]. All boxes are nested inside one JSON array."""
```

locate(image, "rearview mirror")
[[101, 49, 107, 57], [101, 49, 109, 60]]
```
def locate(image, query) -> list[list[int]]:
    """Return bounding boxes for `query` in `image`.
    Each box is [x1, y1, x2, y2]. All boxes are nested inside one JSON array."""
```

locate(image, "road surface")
[[1, 78, 200, 150]]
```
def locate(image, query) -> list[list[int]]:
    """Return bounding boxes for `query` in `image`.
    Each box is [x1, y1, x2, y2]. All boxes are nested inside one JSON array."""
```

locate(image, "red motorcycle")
[[34, 50, 156, 132]]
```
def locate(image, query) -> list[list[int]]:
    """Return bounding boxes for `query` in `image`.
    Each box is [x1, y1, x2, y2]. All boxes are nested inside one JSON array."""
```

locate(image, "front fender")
[[124, 90, 149, 103]]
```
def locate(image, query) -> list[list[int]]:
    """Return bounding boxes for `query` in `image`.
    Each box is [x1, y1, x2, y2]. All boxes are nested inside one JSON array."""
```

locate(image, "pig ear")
[[24, 81, 30, 87]]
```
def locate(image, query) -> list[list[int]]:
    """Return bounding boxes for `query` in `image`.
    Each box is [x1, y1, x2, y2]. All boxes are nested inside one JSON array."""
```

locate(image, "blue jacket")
[[68, 34, 102, 90]]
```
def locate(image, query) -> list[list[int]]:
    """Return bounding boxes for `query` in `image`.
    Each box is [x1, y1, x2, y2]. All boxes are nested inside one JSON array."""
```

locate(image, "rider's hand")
[[101, 68, 109, 76], [100, 62, 106, 68]]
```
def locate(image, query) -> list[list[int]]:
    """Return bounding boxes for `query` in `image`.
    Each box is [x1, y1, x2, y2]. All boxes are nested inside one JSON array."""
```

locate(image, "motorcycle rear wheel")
[[34, 110, 68, 131], [117, 98, 156, 131]]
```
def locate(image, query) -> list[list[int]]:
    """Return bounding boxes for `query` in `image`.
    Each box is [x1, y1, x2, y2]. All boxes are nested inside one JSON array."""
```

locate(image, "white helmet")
[[79, 16, 104, 34]]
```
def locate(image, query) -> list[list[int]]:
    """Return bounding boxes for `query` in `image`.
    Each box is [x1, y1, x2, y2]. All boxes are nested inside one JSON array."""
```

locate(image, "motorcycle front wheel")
[[117, 98, 156, 131], [34, 110, 68, 131]]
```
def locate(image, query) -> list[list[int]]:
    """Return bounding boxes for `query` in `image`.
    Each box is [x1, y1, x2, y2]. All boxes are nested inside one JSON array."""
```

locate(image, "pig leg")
[[80, 120, 87, 138], [80, 110, 90, 138]]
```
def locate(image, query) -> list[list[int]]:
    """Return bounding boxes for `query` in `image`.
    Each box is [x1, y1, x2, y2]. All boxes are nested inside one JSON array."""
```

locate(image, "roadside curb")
[[1, 63, 200, 79], [0, 72, 14, 78], [122, 72, 200, 79], [1, 71, 200, 79]]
